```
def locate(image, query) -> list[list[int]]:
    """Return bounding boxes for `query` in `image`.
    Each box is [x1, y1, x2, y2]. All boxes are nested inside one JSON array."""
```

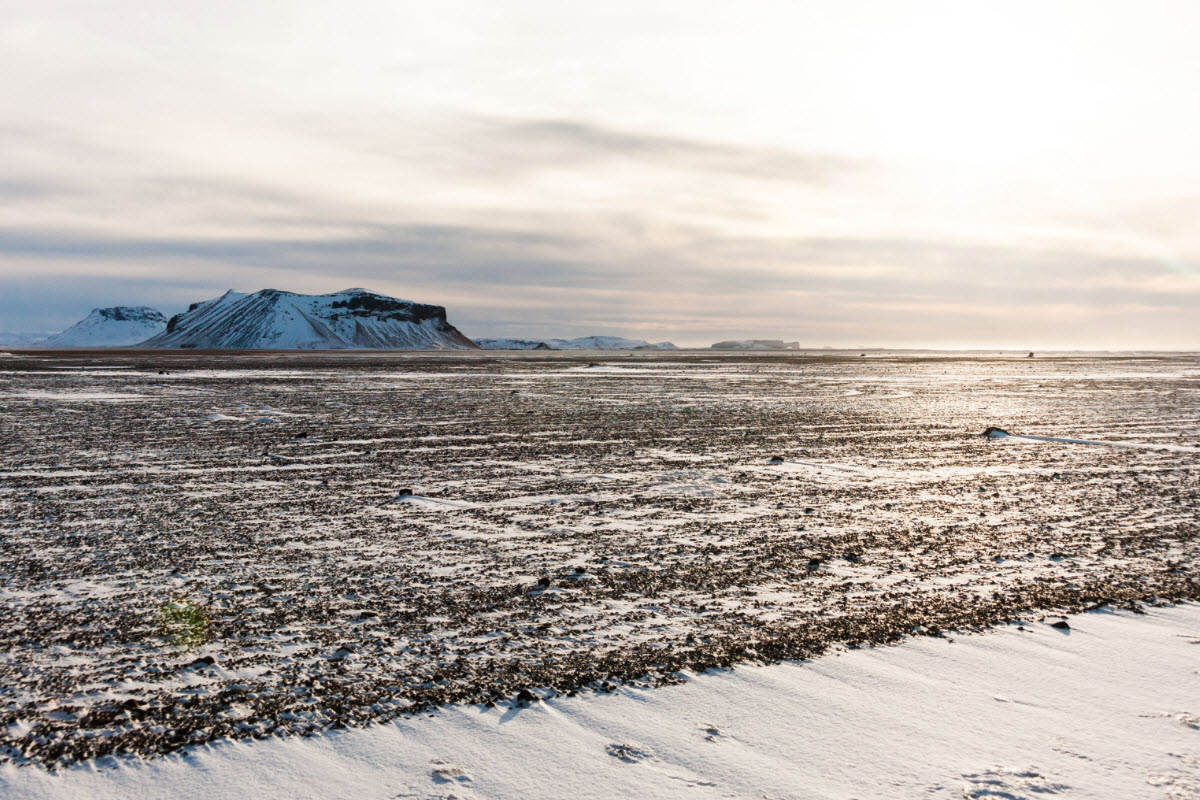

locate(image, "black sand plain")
[[1, 349, 1197, 766]]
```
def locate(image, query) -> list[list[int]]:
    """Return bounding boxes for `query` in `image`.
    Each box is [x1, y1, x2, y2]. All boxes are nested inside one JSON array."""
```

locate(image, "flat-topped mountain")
[[141, 289, 477, 350], [41, 307, 168, 348], [477, 336, 677, 351]]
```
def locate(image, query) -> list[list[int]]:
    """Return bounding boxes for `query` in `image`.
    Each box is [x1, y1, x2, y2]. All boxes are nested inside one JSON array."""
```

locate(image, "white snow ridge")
[[40, 307, 167, 348], [141, 288, 478, 350]]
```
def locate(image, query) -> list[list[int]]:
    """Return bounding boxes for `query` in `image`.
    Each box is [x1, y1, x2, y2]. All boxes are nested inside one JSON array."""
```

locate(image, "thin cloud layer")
[[418, 116, 863, 183], [2, 217, 1193, 348]]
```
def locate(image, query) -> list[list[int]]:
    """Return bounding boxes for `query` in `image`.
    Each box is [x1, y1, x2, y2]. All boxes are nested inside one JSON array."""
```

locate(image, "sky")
[[1, 0, 1198, 348]]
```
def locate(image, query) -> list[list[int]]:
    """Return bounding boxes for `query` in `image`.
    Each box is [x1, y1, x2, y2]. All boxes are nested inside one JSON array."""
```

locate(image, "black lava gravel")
[[0, 349, 1197, 768]]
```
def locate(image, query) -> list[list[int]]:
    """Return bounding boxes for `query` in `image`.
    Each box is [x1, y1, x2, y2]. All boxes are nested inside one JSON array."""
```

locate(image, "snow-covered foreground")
[[3, 603, 1198, 799]]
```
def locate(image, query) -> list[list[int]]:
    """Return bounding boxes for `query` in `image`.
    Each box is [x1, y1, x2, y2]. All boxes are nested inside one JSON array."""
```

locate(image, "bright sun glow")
[[841, 4, 1100, 170]]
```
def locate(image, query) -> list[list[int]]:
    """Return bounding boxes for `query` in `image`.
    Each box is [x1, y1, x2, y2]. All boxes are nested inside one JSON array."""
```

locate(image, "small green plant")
[[157, 599, 211, 648]]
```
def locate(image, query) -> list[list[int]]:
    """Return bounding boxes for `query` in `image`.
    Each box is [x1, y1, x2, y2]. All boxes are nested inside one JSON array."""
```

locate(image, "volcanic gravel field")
[[0, 349, 1197, 768]]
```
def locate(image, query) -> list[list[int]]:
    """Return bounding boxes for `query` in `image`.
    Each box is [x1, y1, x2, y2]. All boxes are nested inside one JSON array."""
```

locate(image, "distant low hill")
[[711, 340, 799, 350], [141, 288, 477, 350], [41, 307, 167, 348], [477, 336, 677, 351], [0, 331, 52, 347]]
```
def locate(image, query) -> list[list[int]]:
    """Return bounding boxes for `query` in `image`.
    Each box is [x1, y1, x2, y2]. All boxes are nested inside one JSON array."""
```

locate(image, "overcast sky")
[[2, 0, 1198, 347]]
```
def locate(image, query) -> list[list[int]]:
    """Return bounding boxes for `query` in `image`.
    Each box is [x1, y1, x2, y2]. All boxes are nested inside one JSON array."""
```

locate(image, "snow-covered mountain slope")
[[140, 289, 477, 350], [477, 336, 677, 350], [711, 339, 799, 350], [40, 307, 167, 348]]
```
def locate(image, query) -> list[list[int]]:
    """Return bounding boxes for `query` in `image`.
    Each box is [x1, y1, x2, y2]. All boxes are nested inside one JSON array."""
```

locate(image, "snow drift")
[[141, 289, 477, 350], [4, 605, 1197, 799]]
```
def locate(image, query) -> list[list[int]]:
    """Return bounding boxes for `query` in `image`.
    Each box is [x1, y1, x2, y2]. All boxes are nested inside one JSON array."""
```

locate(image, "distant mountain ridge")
[[41, 307, 167, 348], [477, 336, 677, 351], [711, 340, 799, 350], [141, 289, 476, 350]]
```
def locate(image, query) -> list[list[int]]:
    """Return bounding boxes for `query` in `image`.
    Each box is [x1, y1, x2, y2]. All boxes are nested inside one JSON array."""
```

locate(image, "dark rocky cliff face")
[[329, 293, 445, 323]]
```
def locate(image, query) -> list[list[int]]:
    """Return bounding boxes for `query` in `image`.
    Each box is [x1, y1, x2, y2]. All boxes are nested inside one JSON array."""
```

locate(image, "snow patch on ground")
[[998, 432, 1200, 454], [4, 604, 1199, 800], [3, 390, 150, 402]]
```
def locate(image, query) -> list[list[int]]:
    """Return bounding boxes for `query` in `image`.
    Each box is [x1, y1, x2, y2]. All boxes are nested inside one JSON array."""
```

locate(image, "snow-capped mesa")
[[40, 307, 167, 348], [141, 288, 478, 350], [477, 336, 677, 350], [711, 339, 799, 350]]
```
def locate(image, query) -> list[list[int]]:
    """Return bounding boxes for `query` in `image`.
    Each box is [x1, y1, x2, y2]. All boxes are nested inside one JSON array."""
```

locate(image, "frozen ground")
[[0, 350, 1197, 774]]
